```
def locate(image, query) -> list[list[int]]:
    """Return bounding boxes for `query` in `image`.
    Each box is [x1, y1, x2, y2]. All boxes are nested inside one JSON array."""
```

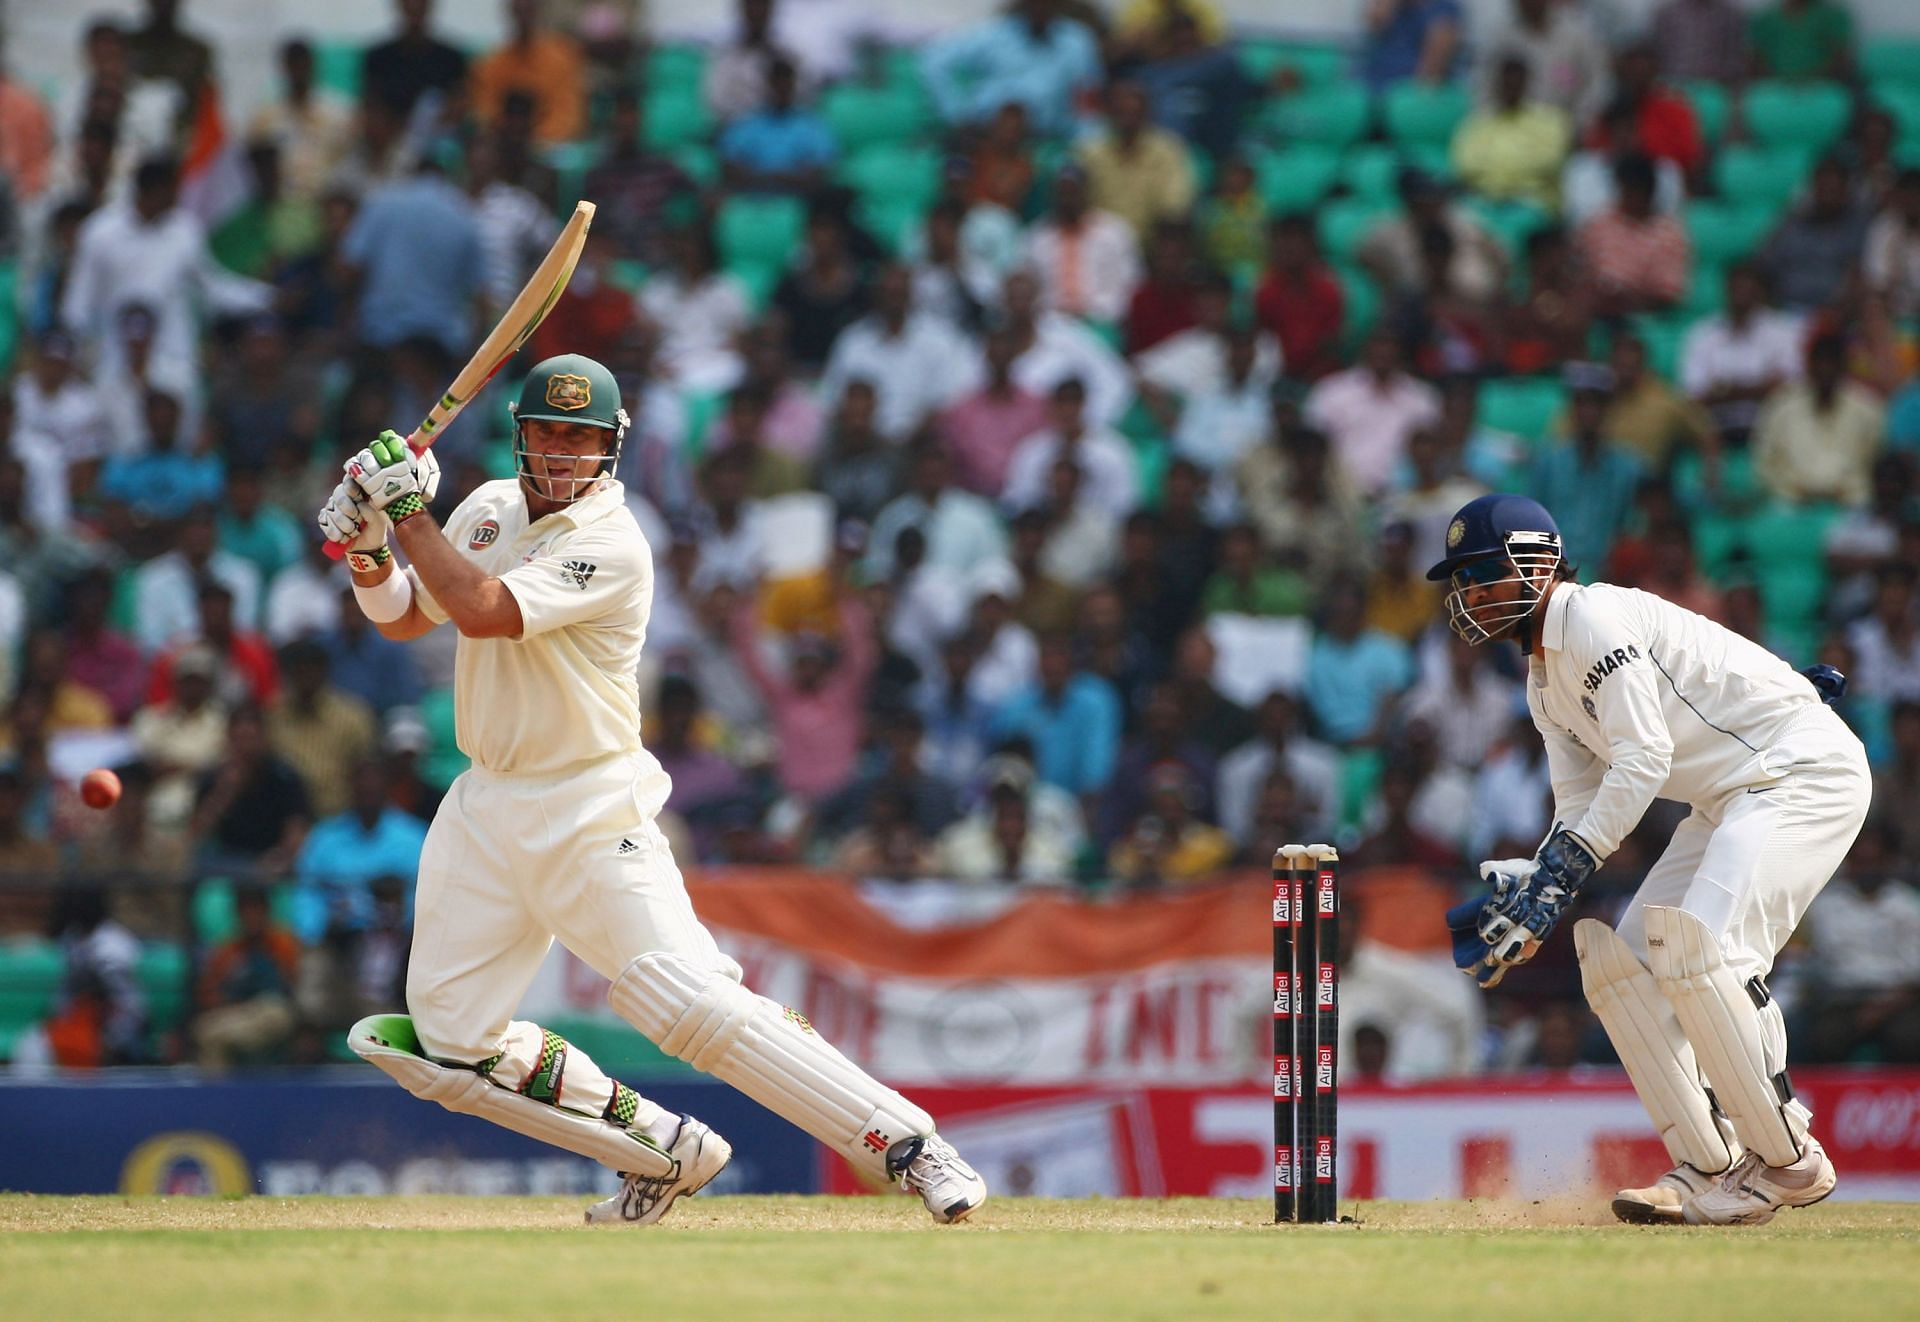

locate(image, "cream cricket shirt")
[[408, 478, 664, 791], [1527, 582, 1828, 860]]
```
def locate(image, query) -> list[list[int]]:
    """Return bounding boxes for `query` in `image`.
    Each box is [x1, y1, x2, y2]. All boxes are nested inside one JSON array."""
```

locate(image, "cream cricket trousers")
[[405, 752, 737, 1065], [1615, 706, 1872, 981]]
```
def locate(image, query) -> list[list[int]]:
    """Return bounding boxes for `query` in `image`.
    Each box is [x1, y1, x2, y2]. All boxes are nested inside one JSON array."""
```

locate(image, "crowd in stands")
[[0, 0, 1918, 1077]]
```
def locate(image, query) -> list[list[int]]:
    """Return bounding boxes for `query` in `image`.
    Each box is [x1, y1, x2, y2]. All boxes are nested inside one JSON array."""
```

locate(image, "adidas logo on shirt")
[[560, 560, 597, 589], [616, 838, 638, 856]]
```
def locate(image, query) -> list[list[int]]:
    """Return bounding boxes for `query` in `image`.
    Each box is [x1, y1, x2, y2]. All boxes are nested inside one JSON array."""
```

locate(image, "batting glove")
[[317, 477, 390, 553], [347, 430, 441, 524]]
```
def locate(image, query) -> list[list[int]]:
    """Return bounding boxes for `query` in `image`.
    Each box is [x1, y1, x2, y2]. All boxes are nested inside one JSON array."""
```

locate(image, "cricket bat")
[[325, 199, 596, 559]]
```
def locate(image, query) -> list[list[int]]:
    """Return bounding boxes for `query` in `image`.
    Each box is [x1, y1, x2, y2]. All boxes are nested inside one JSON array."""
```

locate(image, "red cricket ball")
[[80, 768, 122, 811]]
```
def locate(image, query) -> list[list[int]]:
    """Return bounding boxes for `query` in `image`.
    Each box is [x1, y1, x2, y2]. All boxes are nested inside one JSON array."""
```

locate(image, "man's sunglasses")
[[1449, 558, 1514, 590]]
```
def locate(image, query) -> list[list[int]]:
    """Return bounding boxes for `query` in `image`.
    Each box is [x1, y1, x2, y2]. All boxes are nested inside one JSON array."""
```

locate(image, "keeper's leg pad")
[[609, 952, 933, 1181], [347, 1014, 674, 1177], [1643, 906, 1811, 1167], [1575, 918, 1741, 1174]]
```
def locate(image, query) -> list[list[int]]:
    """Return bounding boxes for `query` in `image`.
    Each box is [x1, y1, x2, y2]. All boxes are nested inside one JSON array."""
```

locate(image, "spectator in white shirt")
[[1846, 566, 1920, 705], [1025, 164, 1141, 325], [1562, 102, 1686, 229], [1215, 690, 1342, 844], [1136, 270, 1283, 402], [264, 537, 345, 645], [990, 267, 1134, 427], [961, 560, 1041, 709], [1465, 704, 1553, 862], [1800, 820, 1920, 1063], [866, 440, 1010, 580], [703, 0, 787, 123], [1680, 259, 1803, 444], [132, 507, 263, 655], [465, 132, 558, 312], [1476, 0, 1610, 127], [1399, 633, 1522, 771], [1865, 167, 1920, 321], [1338, 894, 1487, 1081], [638, 222, 753, 393], [689, 446, 770, 591], [1003, 377, 1140, 519], [61, 155, 272, 400], [1033, 457, 1118, 589], [820, 263, 974, 441], [1173, 326, 1282, 476], [10, 331, 110, 520], [1302, 329, 1441, 496]]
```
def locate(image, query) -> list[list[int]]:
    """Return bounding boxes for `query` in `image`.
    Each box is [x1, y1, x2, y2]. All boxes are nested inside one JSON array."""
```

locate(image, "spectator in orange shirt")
[[966, 101, 1036, 214], [0, 36, 55, 202], [1576, 154, 1689, 316], [468, 0, 587, 143], [193, 885, 302, 1069]]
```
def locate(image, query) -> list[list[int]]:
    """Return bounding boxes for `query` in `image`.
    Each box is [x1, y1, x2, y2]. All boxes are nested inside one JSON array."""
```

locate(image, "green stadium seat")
[[1261, 84, 1371, 149], [1683, 260, 1729, 316], [1741, 80, 1852, 154], [140, 943, 190, 1033], [314, 39, 363, 99], [1382, 82, 1470, 150], [726, 260, 785, 311], [1333, 263, 1379, 345], [1237, 40, 1348, 88], [1873, 84, 1920, 146], [1861, 38, 1920, 89], [1683, 200, 1780, 268], [1253, 144, 1342, 213], [0, 941, 62, 1045], [645, 44, 707, 97], [1463, 198, 1550, 263], [838, 144, 944, 209], [1340, 144, 1403, 203], [419, 687, 467, 790], [1400, 142, 1456, 182], [1627, 313, 1691, 385], [1316, 199, 1392, 264], [642, 91, 712, 150], [1478, 378, 1567, 442], [854, 195, 927, 254], [716, 195, 805, 270], [1680, 81, 1730, 146], [0, 260, 16, 380], [1714, 145, 1812, 211], [1338, 750, 1384, 833], [821, 86, 932, 152], [671, 144, 720, 189]]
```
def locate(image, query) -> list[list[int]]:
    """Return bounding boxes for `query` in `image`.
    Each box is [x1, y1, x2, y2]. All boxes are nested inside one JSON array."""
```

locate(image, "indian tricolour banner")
[[519, 869, 1456, 1087]]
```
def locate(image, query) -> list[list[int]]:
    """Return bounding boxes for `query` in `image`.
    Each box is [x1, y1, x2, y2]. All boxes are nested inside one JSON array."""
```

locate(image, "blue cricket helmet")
[[1425, 494, 1563, 582]]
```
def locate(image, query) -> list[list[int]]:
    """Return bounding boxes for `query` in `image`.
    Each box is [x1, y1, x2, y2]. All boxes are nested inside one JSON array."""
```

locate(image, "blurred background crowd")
[[0, 0, 1917, 1084]]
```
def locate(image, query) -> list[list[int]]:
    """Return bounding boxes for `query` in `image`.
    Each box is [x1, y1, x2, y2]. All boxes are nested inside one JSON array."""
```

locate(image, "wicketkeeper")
[[317, 353, 986, 1224], [1432, 494, 1868, 1226]]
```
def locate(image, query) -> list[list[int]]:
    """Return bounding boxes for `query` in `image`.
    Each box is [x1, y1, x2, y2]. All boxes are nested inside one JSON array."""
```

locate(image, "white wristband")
[[353, 569, 415, 624]]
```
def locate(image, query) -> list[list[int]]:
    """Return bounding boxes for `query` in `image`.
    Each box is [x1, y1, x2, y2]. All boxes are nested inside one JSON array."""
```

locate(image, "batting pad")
[[347, 1014, 675, 1176], [610, 952, 934, 1181], [1643, 907, 1810, 1167], [1575, 919, 1740, 1174]]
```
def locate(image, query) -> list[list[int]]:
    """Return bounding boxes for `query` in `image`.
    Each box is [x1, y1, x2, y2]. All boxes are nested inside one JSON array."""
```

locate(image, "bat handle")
[[320, 429, 431, 560]]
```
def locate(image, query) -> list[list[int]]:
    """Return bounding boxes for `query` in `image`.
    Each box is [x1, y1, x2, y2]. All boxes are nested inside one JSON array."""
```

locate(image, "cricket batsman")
[[1432, 494, 1869, 1226], [317, 353, 986, 1224]]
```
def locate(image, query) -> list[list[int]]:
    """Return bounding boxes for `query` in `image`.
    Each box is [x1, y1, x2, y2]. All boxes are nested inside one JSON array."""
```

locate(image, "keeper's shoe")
[[1611, 1162, 1722, 1225], [1681, 1137, 1837, 1226], [584, 1115, 731, 1226], [889, 1133, 987, 1224]]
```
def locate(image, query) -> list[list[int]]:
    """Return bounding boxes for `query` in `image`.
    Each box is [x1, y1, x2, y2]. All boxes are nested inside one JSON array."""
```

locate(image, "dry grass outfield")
[[3, 1196, 1917, 1321]]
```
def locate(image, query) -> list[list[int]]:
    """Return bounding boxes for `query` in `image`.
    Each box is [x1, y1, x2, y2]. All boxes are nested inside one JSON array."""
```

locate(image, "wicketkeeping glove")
[[346, 430, 442, 525], [1477, 828, 1599, 963]]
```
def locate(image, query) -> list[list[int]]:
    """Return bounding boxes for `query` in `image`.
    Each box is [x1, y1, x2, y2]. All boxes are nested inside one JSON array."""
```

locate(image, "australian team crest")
[[1446, 518, 1466, 549], [469, 519, 499, 550], [545, 373, 593, 411]]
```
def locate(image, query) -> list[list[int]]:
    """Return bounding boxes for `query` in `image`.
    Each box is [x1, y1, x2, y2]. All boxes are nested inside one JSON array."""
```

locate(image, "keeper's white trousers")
[[1616, 707, 1871, 981], [405, 753, 737, 1065]]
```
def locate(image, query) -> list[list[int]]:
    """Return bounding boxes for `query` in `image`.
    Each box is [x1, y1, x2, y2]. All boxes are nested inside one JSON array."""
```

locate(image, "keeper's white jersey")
[[1527, 582, 1835, 859], [409, 478, 667, 797]]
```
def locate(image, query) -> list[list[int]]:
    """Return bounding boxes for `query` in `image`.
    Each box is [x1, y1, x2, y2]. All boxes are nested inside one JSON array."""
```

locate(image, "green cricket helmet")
[[508, 353, 630, 503]]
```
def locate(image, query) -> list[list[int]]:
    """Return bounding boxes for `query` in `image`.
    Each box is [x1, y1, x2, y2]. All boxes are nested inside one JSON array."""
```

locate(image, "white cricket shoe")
[[1611, 1162, 1721, 1225], [1682, 1137, 1837, 1226], [890, 1133, 987, 1223], [584, 1115, 732, 1226]]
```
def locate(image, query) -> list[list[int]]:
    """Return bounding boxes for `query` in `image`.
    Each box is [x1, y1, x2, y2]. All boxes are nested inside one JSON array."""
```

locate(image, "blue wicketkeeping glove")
[[1478, 828, 1599, 964], [1447, 896, 1515, 988]]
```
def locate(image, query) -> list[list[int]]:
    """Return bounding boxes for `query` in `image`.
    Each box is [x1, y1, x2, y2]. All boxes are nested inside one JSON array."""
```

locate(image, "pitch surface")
[[4, 1195, 1916, 1319]]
